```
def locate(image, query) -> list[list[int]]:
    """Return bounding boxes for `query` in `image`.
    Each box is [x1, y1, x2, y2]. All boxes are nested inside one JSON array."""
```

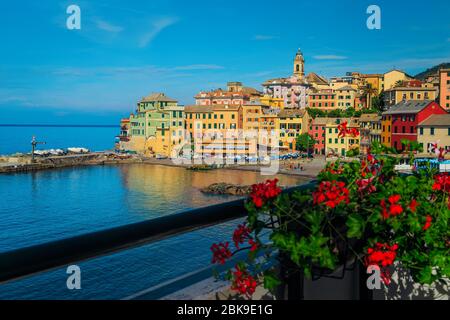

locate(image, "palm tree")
[[361, 83, 378, 109]]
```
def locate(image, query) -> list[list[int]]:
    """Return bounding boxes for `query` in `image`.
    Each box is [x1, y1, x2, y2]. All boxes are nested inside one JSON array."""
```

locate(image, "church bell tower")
[[293, 48, 305, 79]]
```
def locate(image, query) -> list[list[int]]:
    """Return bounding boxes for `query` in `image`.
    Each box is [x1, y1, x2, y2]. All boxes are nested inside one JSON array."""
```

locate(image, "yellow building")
[[145, 104, 185, 157], [242, 102, 263, 131], [278, 109, 309, 151], [384, 86, 437, 106], [381, 114, 392, 147], [259, 109, 280, 147], [418, 114, 450, 153], [184, 105, 256, 158], [325, 118, 360, 156], [361, 74, 384, 94], [259, 95, 285, 109], [335, 85, 357, 109], [383, 69, 412, 91]]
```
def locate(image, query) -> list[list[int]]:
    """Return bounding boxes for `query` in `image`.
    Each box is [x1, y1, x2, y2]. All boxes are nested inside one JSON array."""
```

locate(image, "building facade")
[[325, 118, 360, 156], [359, 114, 382, 155], [384, 86, 437, 107], [262, 49, 309, 109], [382, 100, 448, 151], [418, 114, 450, 153], [439, 68, 450, 110]]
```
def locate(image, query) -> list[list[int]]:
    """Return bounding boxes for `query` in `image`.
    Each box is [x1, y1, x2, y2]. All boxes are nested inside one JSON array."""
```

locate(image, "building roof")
[[359, 113, 381, 122], [312, 117, 334, 125], [382, 100, 433, 115], [335, 85, 357, 91], [306, 72, 329, 85], [140, 92, 178, 103], [279, 109, 306, 118], [419, 114, 450, 126], [384, 69, 414, 79], [184, 104, 241, 113], [385, 86, 437, 92]]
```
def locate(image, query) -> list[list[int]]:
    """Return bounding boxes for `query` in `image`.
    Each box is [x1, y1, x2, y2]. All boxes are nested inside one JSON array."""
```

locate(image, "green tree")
[[296, 133, 316, 152]]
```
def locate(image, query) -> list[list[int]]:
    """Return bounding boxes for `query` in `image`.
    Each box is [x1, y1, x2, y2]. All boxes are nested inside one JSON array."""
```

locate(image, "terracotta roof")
[[184, 104, 241, 113], [306, 72, 329, 85], [312, 117, 334, 125], [382, 100, 433, 115], [279, 109, 306, 118], [335, 85, 357, 91], [140, 92, 178, 103], [419, 114, 450, 126], [385, 86, 437, 92], [359, 114, 381, 122]]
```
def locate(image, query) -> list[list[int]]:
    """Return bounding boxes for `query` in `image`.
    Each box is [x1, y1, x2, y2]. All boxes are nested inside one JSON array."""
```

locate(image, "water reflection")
[[119, 164, 308, 218]]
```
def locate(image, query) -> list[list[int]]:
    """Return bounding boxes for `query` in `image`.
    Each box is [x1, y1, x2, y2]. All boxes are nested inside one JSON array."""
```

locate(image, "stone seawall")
[[0, 153, 137, 174]]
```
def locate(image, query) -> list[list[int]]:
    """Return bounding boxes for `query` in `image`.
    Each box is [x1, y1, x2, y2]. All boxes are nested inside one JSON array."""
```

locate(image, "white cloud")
[[313, 55, 348, 60], [96, 20, 124, 33], [253, 35, 278, 41], [138, 17, 179, 48]]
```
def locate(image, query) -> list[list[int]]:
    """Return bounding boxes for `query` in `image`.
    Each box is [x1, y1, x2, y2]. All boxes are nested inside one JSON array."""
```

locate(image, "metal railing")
[[0, 182, 316, 286]]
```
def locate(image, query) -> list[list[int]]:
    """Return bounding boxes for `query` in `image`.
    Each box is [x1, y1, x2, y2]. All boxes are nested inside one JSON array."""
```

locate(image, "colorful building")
[[126, 93, 183, 155], [439, 68, 450, 110], [325, 118, 360, 156], [259, 95, 285, 109], [418, 114, 450, 153], [308, 89, 336, 110], [309, 117, 331, 155], [361, 74, 384, 94], [335, 85, 357, 109], [384, 86, 437, 107], [383, 69, 413, 91], [183, 104, 256, 158], [262, 49, 309, 109], [359, 114, 382, 155], [382, 100, 447, 151], [278, 109, 309, 152], [194, 82, 261, 106]]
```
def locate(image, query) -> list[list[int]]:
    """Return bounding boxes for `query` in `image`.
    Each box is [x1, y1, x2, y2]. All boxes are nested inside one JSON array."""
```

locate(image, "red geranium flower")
[[423, 215, 432, 231], [365, 243, 398, 284], [338, 121, 359, 138], [231, 265, 257, 298], [250, 179, 282, 208], [210, 242, 232, 265], [313, 180, 349, 208], [380, 194, 403, 219], [408, 199, 419, 213], [233, 224, 251, 249]]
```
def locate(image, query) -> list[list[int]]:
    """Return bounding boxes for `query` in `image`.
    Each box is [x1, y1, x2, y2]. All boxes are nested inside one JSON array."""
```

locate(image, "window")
[[173, 111, 177, 117], [220, 114, 224, 119], [430, 127, 435, 135], [448, 128, 450, 136], [329, 138, 332, 143], [419, 127, 423, 135], [410, 126, 414, 133]]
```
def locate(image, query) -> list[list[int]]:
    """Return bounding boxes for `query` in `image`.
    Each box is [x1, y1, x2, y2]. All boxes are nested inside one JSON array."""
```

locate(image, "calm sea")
[[0, 163, 307, 299], [0, 125, 119, 155]]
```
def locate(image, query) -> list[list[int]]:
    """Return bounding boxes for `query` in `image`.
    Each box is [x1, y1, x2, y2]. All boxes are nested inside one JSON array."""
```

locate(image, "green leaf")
[[263, 271, 281, 291], [346, 214, 365, 238]]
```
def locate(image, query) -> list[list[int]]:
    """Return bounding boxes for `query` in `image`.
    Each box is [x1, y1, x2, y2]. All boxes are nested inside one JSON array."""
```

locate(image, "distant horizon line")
[[0, 124, 119, 128]]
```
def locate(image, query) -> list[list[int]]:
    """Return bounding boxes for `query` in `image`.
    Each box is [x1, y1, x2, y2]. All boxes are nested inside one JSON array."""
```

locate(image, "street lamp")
[[31, 136, 46, 163]]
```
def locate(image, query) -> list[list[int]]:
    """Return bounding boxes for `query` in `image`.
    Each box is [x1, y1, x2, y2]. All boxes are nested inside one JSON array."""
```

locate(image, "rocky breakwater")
[[0, 152, 140, 173], [200, 182, 253, 196]]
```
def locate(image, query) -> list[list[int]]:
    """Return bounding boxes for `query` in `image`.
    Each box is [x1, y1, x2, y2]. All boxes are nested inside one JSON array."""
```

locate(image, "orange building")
[[381, 114, 392, 147], [308, 89, 336, 110], [439, 68, 450, 110]]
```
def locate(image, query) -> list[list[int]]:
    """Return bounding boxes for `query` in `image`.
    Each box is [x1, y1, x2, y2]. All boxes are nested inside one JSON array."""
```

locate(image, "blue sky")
[[0, 0, 449, 124]]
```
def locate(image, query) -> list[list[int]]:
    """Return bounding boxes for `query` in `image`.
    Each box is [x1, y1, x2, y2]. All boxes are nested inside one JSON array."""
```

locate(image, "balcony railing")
[[0, 181, 372, 300]]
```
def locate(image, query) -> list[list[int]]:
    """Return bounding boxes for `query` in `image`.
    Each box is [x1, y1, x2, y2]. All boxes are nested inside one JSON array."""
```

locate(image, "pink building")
[[309, 117, 329, 155], [194, 82, 261, 106]]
